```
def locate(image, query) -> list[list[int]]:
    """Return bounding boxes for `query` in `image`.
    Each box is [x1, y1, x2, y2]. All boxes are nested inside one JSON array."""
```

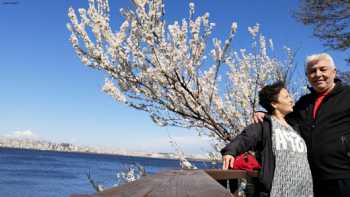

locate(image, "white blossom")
[[248, 23, 260, 38], [102, 79, 127, 103], [231, 22, 238, 33], [269, 38, 274, 51], [133, 0, 147, 7], [67, 0, 302, 144], [189, 2, 195, 17]]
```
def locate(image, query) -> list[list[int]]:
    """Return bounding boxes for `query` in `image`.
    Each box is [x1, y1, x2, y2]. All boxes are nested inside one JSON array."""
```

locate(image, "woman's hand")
[[222, 155, 235, 170], [252, 111, 266, 123]]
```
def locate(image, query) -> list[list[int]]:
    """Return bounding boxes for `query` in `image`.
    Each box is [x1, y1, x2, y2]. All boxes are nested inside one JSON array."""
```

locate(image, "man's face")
[[306, 58, 336, 93]]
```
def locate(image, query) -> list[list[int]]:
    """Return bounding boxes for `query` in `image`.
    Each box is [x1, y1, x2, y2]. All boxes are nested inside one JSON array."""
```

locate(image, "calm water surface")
[[0, 148, 216, 197]]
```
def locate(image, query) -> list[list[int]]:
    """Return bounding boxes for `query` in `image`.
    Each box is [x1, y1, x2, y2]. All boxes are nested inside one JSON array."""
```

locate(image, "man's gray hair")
[[305, 53, 336, 72]]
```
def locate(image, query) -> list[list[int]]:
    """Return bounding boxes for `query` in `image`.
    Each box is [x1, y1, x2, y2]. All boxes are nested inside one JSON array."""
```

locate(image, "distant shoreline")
[[0, 136, 214, 161], [0, 146, 213, 162]]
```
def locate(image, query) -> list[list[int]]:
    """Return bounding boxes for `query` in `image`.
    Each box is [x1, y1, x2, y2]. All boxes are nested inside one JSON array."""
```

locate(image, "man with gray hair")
[[304, 53, 336, 93], [254, 53, 350, 197]]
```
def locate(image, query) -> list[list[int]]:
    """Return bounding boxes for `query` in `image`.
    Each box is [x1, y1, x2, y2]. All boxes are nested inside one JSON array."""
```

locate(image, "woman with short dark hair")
[[221, 81, 313, 197]]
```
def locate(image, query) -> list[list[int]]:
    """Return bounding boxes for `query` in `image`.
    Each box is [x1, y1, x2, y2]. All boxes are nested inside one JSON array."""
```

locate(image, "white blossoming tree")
[[67, 0, 297, 145]]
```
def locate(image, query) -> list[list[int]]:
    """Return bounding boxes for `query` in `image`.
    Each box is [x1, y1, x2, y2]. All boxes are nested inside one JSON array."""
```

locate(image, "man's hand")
[[222, 155, 235, 170], [252, 112, 265, 123]]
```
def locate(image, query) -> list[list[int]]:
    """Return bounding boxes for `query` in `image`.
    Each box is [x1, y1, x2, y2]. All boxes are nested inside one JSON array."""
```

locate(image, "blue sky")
[[0, 0, 348, 154]]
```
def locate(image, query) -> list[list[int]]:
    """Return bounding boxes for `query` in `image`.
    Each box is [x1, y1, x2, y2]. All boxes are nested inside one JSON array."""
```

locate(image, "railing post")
[[204, 169, 259, 197]]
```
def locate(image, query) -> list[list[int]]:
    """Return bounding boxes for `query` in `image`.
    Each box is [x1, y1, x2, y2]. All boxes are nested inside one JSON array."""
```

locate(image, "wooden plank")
[[72, 170, 233, 197], [205, 169, 258, 181]]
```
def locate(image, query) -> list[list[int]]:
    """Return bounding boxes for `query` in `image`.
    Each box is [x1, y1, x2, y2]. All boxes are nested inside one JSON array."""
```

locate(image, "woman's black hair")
[[258, 80, 286, 114]]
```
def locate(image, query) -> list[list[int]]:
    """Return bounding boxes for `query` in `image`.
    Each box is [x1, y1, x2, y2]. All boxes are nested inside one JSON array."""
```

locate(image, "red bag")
[[232, 152, 261, 172]]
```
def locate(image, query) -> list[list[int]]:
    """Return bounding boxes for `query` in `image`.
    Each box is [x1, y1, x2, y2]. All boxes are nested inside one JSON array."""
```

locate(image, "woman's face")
[[272, 88, 294, 115]]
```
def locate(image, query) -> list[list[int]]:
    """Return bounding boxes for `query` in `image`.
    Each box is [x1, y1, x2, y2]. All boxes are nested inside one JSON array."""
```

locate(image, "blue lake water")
[[0, 147, 217, 197]]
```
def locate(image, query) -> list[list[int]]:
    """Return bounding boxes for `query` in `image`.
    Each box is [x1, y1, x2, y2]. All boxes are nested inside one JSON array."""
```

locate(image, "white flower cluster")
[[116, 163, 146, 185], [169, 137, 198, 170], [67, 0, 301, 144]]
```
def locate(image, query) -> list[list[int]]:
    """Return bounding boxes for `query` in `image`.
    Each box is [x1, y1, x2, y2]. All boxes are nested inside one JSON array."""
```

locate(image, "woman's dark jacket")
[[221, 117, 283, 193]]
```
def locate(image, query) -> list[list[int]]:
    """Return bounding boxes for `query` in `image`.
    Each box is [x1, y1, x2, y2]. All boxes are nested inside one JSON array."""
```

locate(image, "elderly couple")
[[221, 53, 350, 197]]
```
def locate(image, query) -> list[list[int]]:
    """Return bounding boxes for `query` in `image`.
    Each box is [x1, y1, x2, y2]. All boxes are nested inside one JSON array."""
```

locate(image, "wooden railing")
[[71, 169, 258, 197]]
